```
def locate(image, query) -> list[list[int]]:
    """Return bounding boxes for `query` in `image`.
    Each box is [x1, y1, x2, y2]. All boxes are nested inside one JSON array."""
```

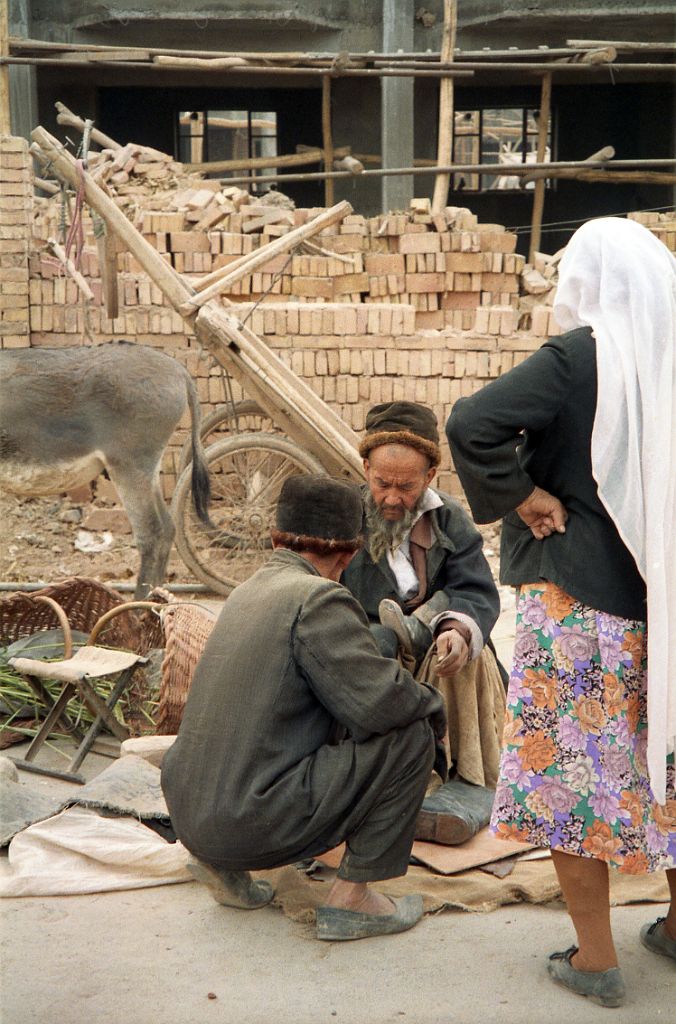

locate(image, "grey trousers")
[[197, 719, 435, 883]]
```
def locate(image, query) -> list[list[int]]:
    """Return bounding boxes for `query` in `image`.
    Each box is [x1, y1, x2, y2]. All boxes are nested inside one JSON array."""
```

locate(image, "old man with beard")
[[341, 402, 507, 842]]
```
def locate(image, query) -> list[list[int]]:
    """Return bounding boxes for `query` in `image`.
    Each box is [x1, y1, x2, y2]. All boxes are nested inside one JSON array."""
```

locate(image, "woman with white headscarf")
[[447, 217, 675, 1008]]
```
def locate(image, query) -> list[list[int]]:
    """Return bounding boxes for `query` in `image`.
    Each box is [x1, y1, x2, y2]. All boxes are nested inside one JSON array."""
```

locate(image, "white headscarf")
[[553, 217, 676, 803]]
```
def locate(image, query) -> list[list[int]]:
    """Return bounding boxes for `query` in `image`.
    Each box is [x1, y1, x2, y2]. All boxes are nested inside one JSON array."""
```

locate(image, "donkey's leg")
[[107, 461, 175, 598]]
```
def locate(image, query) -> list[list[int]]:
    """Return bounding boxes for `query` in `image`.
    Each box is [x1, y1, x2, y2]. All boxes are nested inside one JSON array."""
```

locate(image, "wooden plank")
[[31, 126, 194, 314], [528, 72, 552, 263], [195, 303, 364, 481], [0, 1, 10, 135], [322, 75, 334, 207], [431, 0, 457, 214], [186, 145, 350, 175], [184, 200, 353, 311], [96, 230, 119, 320]]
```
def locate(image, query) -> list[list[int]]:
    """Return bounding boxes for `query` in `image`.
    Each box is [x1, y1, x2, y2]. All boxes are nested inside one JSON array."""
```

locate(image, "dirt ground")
[[0, 490, 504, 592]]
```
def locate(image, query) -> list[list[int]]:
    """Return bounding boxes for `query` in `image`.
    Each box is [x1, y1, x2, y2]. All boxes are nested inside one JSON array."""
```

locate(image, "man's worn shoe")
[[547, 947, 626, 1008], [378, 599, 432, 661], [316, 893, 423, 941], [187, 859, 274, 909], [415, 778, 495, 846], [640, 917, 676, 960]]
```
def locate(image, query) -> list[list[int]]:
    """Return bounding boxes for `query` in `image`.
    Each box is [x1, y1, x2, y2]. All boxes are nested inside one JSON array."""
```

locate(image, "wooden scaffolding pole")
[[0, 0, 10, 135], [431, 0, 457, 214], [528, 73, 552, 262], [322, 75, 335, 207]]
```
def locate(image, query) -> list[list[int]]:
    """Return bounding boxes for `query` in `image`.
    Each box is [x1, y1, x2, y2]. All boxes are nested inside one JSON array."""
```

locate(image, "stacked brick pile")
[[0, 137, 31, 350], [31, 190, 524, 335], [10, 138, 676, 504], [627, 209, 676, 249]]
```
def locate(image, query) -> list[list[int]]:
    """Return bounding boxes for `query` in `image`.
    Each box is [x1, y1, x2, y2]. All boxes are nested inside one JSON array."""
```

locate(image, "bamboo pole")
[[198, 156, 676, 188], [0, 56, 476, 78], [535, 169, 676, 185], [566, 39, 676, 52], [0, 0, 10, 135], [182, 201, 353, 313], [522, 145, 614, 185], [186, 144, 350, 174], [30, 127, 195, 315], [432, 0, 457, 214], [321, 75, 335, 207], [10, 36, 676, 60], [528, 73, 552, 262], [4, 52, 675, 76]]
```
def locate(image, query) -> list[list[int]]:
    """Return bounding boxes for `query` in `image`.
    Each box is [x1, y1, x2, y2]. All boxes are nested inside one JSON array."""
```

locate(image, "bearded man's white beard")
[[364, 491, 424, 564]]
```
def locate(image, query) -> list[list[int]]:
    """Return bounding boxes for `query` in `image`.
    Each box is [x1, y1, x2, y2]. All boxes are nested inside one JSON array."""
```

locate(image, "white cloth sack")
[[0, 805, 191, 897], [554, 217, 676, 802]]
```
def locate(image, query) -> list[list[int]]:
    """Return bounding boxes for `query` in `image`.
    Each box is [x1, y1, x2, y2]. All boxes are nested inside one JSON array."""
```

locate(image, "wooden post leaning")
[[431, 0, 458, 214], [30, 125, 364, 483], [528, 72, 552, 263]]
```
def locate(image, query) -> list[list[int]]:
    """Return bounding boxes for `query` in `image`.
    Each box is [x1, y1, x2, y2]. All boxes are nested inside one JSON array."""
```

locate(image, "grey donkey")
[[0, 342, 210, 597]]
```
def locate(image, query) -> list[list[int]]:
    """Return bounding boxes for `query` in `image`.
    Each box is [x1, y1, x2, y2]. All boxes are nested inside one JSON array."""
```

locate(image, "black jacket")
[[342, 487, 500, 646], [446, 327, 646, 621]]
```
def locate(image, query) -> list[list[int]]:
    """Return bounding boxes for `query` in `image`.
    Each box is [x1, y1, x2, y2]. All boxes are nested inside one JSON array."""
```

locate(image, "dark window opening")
[[452, 107, 553, 192], [177, 109, 278, 192]]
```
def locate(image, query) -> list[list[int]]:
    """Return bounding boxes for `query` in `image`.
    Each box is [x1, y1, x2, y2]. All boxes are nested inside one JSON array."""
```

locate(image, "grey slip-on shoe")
[[547, 947, 626, 1008], [187, 860, 274, 909], [316, 893, 423, 941], [415, 778, 495, 845], [640, 917, 676, 961], [378, 599, 432, 661]]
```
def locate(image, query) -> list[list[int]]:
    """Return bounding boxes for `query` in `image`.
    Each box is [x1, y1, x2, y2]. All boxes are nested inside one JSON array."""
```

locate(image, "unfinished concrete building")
[[7, 1, 675, 254]]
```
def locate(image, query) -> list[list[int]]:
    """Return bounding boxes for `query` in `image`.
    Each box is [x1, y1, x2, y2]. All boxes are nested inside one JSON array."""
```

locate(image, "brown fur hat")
[[358, 401, 441, 467], [272, 475, 363, 554]]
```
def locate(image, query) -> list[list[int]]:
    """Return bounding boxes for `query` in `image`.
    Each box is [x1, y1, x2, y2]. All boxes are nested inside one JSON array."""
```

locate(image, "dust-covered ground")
[[0, 491, 503, 592], [0, 492, 199, 590]]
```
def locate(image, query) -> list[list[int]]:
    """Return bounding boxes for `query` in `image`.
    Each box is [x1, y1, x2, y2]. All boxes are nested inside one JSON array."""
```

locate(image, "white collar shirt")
[[386, 488, 443, 600]]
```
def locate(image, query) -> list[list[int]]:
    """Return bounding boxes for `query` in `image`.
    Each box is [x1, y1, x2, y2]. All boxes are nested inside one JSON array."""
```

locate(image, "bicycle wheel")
[[177, 400, 279, 475], [172, 432, 325, 594]]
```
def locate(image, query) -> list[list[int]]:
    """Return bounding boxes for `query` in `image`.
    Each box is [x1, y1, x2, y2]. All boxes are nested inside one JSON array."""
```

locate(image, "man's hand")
[[435, 628, 470, 677], [516, 485, 567, 541]]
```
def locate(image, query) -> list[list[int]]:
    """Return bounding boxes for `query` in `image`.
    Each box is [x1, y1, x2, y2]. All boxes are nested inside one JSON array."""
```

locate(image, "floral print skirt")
[[490, 581, 676, 874]]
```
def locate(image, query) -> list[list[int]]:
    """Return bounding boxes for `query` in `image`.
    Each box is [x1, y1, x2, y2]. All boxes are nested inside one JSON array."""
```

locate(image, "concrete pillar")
[[381, 0, 414, 213], [9, 0, 38, 141]]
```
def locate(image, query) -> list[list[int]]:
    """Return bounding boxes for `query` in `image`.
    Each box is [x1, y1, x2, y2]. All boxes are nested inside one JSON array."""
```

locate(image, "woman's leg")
[[551, 850, 618, 971], [665, 869, 676, 938]]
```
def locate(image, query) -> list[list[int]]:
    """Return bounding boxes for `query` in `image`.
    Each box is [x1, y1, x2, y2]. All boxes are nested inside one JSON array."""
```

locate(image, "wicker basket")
[[0, 577, 166, 652], [155, 603, 216, 735]]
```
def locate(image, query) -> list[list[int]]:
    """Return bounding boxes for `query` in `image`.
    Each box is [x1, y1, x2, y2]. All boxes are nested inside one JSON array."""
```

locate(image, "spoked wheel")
[[177, 400, 279, 474], [172, 432, 325, 594]]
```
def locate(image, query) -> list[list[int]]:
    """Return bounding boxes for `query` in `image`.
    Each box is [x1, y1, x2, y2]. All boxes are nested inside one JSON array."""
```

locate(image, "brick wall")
[[0, 137, 31, 350], [5, 139, 675, 503]]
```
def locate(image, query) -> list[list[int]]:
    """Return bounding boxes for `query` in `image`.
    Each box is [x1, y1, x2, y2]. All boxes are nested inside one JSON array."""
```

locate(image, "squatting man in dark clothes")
[[161, 475, 447, 941], [341, 402, 506, 838]]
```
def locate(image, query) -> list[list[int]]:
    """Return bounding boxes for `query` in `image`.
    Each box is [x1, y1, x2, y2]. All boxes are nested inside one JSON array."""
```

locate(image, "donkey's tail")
[[185, 375, 211, 524]]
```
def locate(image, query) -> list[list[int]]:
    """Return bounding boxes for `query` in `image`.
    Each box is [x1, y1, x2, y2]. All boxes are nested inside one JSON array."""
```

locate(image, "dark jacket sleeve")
[[431, 502, 500, 643], [446, 339, 572, 523], [293, 581, 445, 742]]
